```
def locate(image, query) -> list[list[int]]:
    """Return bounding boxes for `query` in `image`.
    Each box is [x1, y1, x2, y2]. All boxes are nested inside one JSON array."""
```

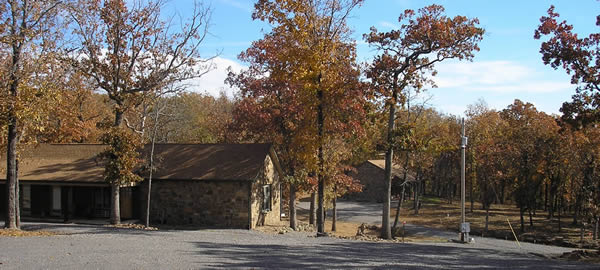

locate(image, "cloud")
[[433, 61, 572, 93], [435, 104, 468, 116], [182, 56, 246, 97], [395, 0, 411, 8], [379, 21, 398, 30], [218, 0, 253, 13], [201, 41, 252, 48], [487, 27, 528, 37]]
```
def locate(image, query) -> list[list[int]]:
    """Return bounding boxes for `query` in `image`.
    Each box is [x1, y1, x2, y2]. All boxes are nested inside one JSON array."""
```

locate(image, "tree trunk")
[[309, 192, 316, 225], [594, 216, 598, 241], [15, 158, 19, 228], [332, 185, 337, 232], [544, 182, 548, 212], [392, 184, 406, 233], [500, 180, 506, 204], [5, 115, 18, 229], [549, 190, 556, 220], [316, 83, 325, 235], [414, 181, 420, 215], [413, 183, 417, 210], [485, 206, 489, 234], [382, 82, 398, 240], [572, 200, 579, 226], [110, 109, 124, 225], [558, 197, 562, 233], [528, 208, 534, 229], [5, 5, 23, 229], [111, 184, 120, 224], [145, 118, 159, 227], [520, 208, 525, 233], [289, 183, 297, 230], [448, 181, 452, 201], [581, 224, 585, 248], [469, 172, 474, 213], [145, 177, 152, 227]]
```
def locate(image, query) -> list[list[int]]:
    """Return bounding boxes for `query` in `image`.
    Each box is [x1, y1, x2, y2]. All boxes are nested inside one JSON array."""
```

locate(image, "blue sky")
[[168, 0, 599, 116]]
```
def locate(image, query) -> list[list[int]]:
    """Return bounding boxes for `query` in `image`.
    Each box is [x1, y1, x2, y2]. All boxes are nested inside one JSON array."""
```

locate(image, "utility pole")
[[460, 118, 470, 242]]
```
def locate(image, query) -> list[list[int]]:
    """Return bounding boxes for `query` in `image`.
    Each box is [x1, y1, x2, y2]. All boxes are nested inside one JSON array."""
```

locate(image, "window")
[[262, 184, 272, 212]]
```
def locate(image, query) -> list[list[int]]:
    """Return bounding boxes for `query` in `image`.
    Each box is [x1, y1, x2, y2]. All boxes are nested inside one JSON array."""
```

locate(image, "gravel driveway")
[[298, 199, 456, 239], [0, 221, 597, 269], [297, 200, 592, 260]]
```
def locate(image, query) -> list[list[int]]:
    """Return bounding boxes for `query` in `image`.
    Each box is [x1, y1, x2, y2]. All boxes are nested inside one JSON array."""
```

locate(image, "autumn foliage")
[[0, 0, 599, 242], [365, 4, 484, 239], [535, 5, 600, 128]]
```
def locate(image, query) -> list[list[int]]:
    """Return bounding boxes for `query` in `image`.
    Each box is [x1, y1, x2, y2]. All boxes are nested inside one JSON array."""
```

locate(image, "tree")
[[251, 0, 364, 235], [227, 26, 318, 230], [365, 4, 484, 239], [535, 5, 600, 128], [466, 103, 508, 233], [566, 126, 600, 230], [144, 92, 234, 144], [142, 85, 174, 227], [500, 100, 558, 232], [430, 116, 461, 203], [39, 71, 112, 143], [321, 138, 363, 232], [0, 0, 64, 229], [386, 93, 440, 232], [70, 0, 213, 224]]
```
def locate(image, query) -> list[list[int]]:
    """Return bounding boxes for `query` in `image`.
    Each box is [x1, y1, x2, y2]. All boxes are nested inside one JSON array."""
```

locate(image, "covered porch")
[[0, 182, 139, 222]]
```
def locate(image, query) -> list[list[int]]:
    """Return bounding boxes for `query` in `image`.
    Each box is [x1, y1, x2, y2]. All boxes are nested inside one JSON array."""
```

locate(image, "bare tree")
[[69, 0, 215, 224]]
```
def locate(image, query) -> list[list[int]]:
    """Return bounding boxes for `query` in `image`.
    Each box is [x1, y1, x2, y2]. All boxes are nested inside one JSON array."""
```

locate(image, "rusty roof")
[[140, 143, 273, 180], [0, 143, 274, 183], [367, 160, 416, 182]]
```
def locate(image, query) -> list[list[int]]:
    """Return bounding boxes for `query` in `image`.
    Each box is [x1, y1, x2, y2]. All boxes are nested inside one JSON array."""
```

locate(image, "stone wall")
[[250, 155, 281, 228], [143, 180, 251, 228]]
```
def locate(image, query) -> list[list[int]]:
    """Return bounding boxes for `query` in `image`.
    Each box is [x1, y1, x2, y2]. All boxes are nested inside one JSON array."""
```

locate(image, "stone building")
[[345, 160, 415, 202], [0, 143, 282, 229]]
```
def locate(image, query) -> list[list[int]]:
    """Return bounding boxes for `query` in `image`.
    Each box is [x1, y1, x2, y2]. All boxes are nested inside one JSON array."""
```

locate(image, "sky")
[[165, 0, 599, 116]]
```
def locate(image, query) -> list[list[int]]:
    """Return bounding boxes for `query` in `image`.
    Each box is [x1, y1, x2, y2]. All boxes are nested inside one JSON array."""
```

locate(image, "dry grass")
[[0, 229, 59, 237], [394, 196, 598, 248], [286, 193, 598, 247]]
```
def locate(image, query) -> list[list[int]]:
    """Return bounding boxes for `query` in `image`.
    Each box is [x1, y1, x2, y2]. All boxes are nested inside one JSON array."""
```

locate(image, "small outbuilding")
[[346, 160, 415, 202], [0, 143, 282, 229]]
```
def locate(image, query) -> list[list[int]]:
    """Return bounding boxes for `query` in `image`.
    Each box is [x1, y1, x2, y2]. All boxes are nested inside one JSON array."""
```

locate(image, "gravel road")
[[297, 200, 592, 262], [0, 221, 597, 269]]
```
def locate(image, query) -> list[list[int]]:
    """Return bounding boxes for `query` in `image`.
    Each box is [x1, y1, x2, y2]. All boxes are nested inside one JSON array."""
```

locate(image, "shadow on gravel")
[[16, 222, 252, 236], [188, 240, 594, 269], [19, 223, 159, 236]]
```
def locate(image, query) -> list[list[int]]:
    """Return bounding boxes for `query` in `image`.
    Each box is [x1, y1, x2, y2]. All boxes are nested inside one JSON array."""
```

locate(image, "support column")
[[22, 184, 31, 216], [52, 186, 61, 217]]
